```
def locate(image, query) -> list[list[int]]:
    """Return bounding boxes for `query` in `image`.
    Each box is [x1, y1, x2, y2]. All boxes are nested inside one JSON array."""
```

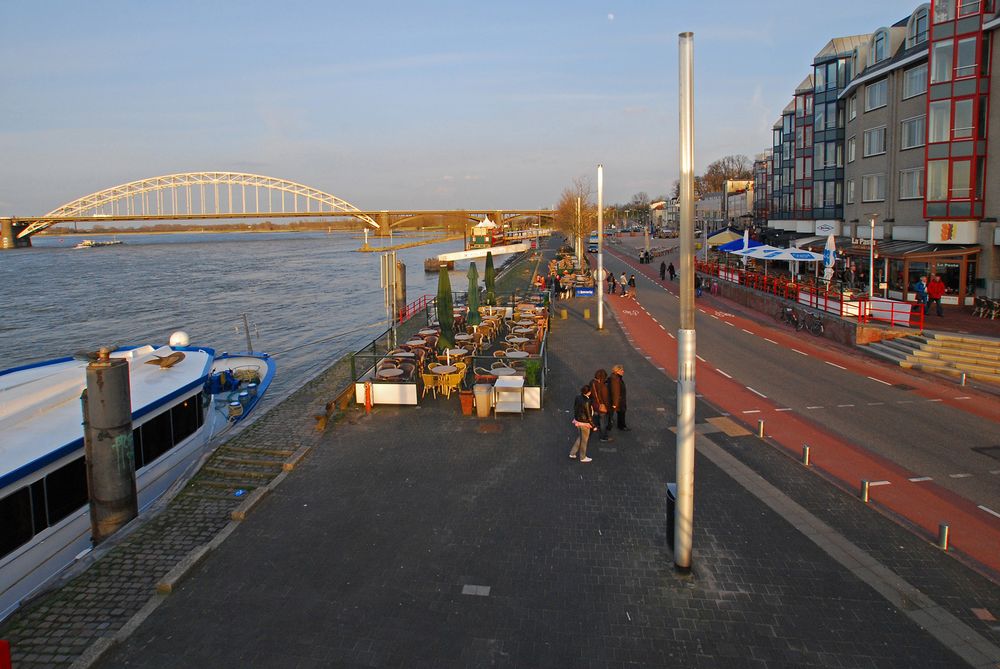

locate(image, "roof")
[[798, 238, 980, 258], [794, 75, 814, 94], [814, 34, 870, 62]]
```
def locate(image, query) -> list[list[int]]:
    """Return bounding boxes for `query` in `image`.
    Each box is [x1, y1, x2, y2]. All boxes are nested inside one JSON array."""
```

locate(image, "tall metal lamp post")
[[597, 164, 605, 330], [868, 214, 877, 296]]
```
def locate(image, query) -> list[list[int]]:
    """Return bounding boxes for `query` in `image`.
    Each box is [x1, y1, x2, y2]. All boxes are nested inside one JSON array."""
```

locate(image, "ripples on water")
[[0, 232, 476, 399]]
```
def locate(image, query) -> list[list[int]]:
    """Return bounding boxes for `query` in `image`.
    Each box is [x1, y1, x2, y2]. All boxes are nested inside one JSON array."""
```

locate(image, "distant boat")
[[74, 239, 123, 249]]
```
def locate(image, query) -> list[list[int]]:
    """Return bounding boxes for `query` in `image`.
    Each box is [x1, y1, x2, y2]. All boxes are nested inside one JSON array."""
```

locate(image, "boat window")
[[170, 396, 202, 445], [133, 425, 145, 469], [30, 479, 47, 533], [0, 487, 34, 556], [45, 457, 88, 526], [139, 410, 173, 465]]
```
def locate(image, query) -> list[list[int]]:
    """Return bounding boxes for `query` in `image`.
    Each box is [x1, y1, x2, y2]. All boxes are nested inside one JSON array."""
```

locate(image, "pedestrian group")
[[569, 364, 628, 463]]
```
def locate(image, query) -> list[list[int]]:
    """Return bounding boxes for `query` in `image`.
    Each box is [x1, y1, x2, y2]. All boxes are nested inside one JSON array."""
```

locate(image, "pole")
[[576, 197, 582, 268], [83, 350, 138, 545], [675, 31, 697, 571], [597, 164, 605, 330], [869, 215, 876, 296], [242, 313, 253, 353]]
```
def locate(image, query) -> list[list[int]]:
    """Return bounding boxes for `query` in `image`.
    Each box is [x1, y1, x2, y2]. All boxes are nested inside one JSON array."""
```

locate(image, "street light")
[[869, 214, 877, 297]]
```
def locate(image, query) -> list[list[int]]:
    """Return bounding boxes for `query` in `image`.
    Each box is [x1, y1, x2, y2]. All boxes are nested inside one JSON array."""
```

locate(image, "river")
[[0, 231, 484, 400]]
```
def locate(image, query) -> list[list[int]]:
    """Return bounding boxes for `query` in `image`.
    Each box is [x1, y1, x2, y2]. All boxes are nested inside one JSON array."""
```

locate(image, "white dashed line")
[[696, 355, 706, 362], [806, 406, 824, 410], [836, 404, 855, 408], [775, 407, 793, 412], [742, 409, 761, 414], [867, 376, 892, 386], [725, 322, 736, 327], [711, 314, 720, 320], [716, 369, 733, 379], [927, 398, 943, 402], [991, 470, 1000, 475], [949, 473, 972, 479], [742, 328, 754, 335], [764, 338, 778, 344], [747, 387, 767, 398], [791, 349, 808, 356], [980, 505, 1000, 520], [667, 332, 675, 339], [909, 476, 933, 482], [954, 396, 971, 400], [825, 361, 846, 370], [868, 480, 892, 487]]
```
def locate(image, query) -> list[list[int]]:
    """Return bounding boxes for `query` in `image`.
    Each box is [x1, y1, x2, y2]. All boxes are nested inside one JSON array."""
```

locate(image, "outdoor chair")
[[420, 372, 440, 399], [973, 296, 989, 318], [493, 350, 506, 358], [438, 371, 463, 399]]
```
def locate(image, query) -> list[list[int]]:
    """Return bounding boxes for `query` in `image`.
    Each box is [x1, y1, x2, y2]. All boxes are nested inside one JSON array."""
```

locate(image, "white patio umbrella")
[[822, 234, 836, 285]]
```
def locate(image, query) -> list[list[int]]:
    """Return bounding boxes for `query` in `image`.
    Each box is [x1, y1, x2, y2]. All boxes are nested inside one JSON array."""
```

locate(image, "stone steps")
[[863, 332, 1000, 385]]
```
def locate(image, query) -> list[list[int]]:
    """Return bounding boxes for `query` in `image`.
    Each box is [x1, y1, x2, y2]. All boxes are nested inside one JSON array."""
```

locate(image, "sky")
[[0, 0, 924, 216]]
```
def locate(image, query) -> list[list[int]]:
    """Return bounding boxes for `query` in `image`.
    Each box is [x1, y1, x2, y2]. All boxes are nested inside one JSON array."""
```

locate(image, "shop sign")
[[927, 220, 977, 244], [815, 220, 840, 236]]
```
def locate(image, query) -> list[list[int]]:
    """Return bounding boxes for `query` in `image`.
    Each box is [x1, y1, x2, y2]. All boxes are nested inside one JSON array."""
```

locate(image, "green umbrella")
[[484, 251, 496, 306], [466, 262, 481, 326], [436, 267, 454, 349]]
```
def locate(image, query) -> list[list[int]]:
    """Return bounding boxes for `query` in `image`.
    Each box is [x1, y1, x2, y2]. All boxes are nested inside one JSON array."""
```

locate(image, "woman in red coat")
[[926, 274, 946, 317]]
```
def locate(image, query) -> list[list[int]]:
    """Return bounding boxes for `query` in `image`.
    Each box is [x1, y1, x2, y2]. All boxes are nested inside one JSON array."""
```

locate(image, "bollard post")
[[960, 373, 967, 386], [937, 524, 950, 551], [364, 381, 373, 414], [802, 444, 811, 466], [860, 480, 870, 503], [583, 308, 591, 320], [0, 639, 10, 669], [757, 419, 765, 438], [560, 308, 568, 320]]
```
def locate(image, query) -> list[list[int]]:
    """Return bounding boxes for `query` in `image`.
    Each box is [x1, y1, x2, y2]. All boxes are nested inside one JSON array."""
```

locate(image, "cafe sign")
[[927, 220, 976, 244], [814, 220, 840, 236]]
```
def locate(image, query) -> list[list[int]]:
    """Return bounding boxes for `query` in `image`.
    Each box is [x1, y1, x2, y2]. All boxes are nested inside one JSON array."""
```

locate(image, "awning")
[[706, 229, 742, 247], [799, 238, 979, 259]]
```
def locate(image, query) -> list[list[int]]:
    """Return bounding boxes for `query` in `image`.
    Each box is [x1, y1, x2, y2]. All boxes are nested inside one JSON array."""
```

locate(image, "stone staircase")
[[863, 333, 1000, 384]]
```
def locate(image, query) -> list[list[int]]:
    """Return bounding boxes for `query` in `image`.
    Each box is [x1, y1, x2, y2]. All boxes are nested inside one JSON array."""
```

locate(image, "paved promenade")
[[86, 294, 1000, 666]]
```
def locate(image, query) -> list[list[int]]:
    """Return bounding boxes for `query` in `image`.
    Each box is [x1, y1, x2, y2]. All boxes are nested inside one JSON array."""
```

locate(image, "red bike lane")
[[599, 249, 1000, 578]]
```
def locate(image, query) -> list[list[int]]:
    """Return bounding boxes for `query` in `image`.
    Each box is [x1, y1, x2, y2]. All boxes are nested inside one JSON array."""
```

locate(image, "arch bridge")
[[2, 171, 553, 248]]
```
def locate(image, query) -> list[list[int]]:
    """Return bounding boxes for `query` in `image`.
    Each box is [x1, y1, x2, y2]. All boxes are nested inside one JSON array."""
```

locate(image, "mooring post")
[[757, 419, 765, 438], [802, 444, 811, 466], [83, 350, 138, 545], [860, 480, 870, 504], [937, 524, 950, 551]]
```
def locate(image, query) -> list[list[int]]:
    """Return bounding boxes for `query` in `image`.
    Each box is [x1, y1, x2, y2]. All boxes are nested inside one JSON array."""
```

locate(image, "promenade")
[[3, 236, 1000, 667]]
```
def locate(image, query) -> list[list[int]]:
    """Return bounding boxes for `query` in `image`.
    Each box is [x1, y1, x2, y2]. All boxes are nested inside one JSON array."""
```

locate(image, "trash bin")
[[666, 482, 677, 547], [473, 384, 492, 418]]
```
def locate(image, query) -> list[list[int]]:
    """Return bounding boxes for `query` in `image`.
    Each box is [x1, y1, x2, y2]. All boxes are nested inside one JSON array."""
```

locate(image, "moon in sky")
[[607, 13, 615, 20]]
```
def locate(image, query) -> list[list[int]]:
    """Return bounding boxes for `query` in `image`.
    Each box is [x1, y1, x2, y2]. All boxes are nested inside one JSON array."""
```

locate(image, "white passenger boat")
[[74, 239, 123, 249], [0, 334, 275, 622]]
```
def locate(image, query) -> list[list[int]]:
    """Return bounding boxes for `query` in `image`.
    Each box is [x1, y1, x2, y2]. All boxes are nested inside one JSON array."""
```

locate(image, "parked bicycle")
[[802, 311, 825, 336], [774, 305, 803, 331]]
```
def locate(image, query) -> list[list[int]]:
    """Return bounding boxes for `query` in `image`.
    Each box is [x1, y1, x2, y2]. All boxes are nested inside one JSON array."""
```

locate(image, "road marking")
[[725, 321, 736, 327], [711, 314, 720, 319], [867, 376, 892, 386], [868, 480, 892, 487], [980, 505, 1000, 520], [836, 404, 855, 408], [954, 396, 971, 400], [696, 354, 706, 362], [644, 355, 653, 360], [825, 361, 846, 370], [764, 338, 778, 344], [949, 473, 972, 479], [716, 369, 733, 379], [667, 332, 675, 338], [659, 324, 666, 330], [991, 470, 1000, 475], [806, 406, 824, 410], [791, 348, 808, 356], [742, 328, 754, 334], [867, 402, 885, 406], [927, 398, 943, 402], [909, 476, 933, 482], [742, 409, 761, 414], [656, 367, 666, 371], [747, 387, 768, 398], [775, 407, 793, 412]]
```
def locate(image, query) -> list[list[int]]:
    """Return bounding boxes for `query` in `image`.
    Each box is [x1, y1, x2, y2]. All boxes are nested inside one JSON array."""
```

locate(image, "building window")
[[956, 37, 978, 78], [814, 104, 826, 131], [951, 160, 971, 198], [900, 116, 926, 149], [959, 0, 981, 16], [932, 39, 953, 83], [848, 95, 857, 121], [870, 30, 888, 65], [847, 179, 855, 204], [899, 168, 925, 199], [863, 127, 887, 156], [953, 98, 974, 138], [934, 0, 955, 22], [903, 64, 928, 99], [862, 174, 886, 202], [814, 65, 826, 92], [927, 160, 948, 200], [847, 136, 856, 162], [865, 80, 887, 111], [907, 6, 929, 47], [928, 100, 951, 142]]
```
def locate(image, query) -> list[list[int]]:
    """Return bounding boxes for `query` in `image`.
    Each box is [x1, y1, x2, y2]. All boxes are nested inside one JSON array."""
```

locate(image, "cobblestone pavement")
[[92, 293, 1000, 667]]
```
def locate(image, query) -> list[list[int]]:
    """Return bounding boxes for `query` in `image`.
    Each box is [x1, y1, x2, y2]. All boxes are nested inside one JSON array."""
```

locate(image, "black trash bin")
[[666, 482, 677, 547]]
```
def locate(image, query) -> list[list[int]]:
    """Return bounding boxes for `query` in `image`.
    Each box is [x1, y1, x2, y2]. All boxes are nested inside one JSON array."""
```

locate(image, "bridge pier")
[[1, 219, 32, 250]]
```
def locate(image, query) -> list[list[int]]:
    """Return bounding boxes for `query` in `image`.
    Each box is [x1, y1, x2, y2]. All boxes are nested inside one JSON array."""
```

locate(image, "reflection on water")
[[0, 232, 486, 399]]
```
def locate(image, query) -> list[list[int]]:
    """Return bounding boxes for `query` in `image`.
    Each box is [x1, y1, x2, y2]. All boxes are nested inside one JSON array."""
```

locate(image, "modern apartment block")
[[754, 1, 1000, 302]]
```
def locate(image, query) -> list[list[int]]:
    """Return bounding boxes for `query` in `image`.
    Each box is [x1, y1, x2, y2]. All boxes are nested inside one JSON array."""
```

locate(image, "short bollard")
[[860, 479, 870, 503], [0, 640, 10, 669], [937, 524, 950, 551], [757, 419, 765, 438], [961, 372, 967, 387], [583, 308, 591, 320], [802, 444, 811, 466], [560, 308, 568, 320]]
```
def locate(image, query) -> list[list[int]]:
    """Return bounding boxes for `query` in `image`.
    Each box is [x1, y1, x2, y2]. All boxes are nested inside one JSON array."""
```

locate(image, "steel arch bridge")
[[17, 171, 379, 238]]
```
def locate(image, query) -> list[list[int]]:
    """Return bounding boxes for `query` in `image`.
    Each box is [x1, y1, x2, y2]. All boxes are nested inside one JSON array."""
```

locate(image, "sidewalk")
[[90, 296, 1000, 667]]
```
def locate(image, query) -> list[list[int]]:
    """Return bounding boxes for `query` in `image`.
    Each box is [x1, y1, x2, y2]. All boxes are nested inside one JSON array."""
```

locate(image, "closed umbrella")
[[484, 251, 496, 306], [822, 234, 837, 285], [436, 267, 454, 349], [467, 262, 481, 326]]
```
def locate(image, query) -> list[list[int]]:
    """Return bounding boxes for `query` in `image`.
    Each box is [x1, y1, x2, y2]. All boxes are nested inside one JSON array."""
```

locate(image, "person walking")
[[927, 274, 946, 317], [569, 385, 594, 462], [589, 369, 613, 442], [619, 272, 628, 296], [668, 262, 676, 281], [913, 275, 929, 314], [608, 365, 629, 432], [628, 274, 637, 299], [551, 273, 561, 301], [608, 271, 616, 296], [659, 261, 667, 281]]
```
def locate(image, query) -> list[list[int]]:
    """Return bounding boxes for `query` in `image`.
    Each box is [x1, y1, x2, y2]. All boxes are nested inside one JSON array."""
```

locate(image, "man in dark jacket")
[[608, 364, 629, 431], [590, 369, 613, 442], [659, 261, 667, 280]]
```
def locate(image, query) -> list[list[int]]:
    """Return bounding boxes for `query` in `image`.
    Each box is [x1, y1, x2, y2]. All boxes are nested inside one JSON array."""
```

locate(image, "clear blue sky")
[[1, 0, 922, 215]]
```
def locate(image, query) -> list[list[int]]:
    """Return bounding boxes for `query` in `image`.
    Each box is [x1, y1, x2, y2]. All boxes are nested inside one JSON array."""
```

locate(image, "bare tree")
[[554, 176, 596, 238], [701, 154, 752, 193]]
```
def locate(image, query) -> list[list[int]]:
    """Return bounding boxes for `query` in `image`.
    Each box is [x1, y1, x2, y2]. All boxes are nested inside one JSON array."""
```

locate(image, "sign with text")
[[815, 220, 840, 236], [927, 220, 976, 244], [574, 287, 595, 297]]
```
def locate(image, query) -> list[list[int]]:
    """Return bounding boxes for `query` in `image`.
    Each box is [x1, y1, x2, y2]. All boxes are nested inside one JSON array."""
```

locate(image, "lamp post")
[[597, 164, 605, 330], [868, 214, 877, 297]]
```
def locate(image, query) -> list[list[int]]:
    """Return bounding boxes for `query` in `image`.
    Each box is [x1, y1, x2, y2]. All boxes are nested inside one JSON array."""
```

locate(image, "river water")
[[0, 231, 480, 400]]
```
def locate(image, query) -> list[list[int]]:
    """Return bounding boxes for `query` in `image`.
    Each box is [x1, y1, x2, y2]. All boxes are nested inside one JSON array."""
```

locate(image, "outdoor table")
[[515, 319, 534, 326], [508, 336, 529, 345], [505, 350, 529, 359], [513, 327, 535, 335], [376, 368, 404, 379], [391, 351, 415, 358], [405, 339, 426, 346], [454, 333, 472, 342], [418, 329, 439, 335], [443, 348, 468, 357], [491, 367, 517, 376], [432, 365, 457, 375]]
